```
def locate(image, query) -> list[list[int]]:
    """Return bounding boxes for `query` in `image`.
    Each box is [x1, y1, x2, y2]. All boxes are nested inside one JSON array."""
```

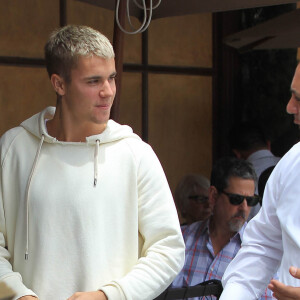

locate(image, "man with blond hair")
[[0, 25, 184, 300]]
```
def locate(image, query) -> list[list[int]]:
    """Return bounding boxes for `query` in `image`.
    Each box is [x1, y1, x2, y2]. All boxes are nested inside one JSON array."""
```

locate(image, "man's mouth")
[[96, 103, 111, 109], [232, 213, 245, 220], [294, 118, 300, 125]]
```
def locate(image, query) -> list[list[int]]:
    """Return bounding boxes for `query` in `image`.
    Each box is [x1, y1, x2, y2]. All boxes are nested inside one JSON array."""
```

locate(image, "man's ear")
[[232, 149, 242, 159], [50, 74, 66, 96], [208, 186, 218, 208]]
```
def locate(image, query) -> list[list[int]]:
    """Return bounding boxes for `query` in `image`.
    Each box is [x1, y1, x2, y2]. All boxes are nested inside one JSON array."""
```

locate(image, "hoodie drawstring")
[[94, 139, 100, 187], [25, 134, 44, 260], [24, 136, 99, 259]]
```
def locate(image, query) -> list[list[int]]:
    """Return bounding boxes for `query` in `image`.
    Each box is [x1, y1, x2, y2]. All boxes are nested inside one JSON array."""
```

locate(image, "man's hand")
[[268, 266, 300, 300], [67, 291, 108, 300]]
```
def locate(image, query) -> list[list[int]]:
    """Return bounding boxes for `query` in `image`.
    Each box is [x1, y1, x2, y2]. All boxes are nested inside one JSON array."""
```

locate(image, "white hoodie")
[[0, 107, 185, 300]]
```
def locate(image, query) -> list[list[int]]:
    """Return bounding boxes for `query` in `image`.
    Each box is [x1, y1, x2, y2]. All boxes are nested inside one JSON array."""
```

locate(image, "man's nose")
[[100, 80, 114, 97], [239, 198, 248, 210], [286, 96, 298, 115]]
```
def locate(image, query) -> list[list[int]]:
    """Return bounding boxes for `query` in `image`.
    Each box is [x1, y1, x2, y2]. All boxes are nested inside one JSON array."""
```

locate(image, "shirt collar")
[[207, 218, 247, 243]]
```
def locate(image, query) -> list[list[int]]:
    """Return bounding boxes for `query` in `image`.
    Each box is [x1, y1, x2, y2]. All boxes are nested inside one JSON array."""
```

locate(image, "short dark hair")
[[228, 121, 268, 152], [210, 156, 257, 192]]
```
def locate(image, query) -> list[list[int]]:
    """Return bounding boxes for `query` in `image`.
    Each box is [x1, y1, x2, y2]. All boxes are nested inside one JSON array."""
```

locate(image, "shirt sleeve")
[[220, 161, 283, 300], [101, 143, 185, 300], [0, 137, 38, 300]]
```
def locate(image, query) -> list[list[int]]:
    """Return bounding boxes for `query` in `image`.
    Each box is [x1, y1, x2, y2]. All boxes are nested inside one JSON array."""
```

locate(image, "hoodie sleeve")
[[101, 142, 185, 300], [0, 130, 38, 299]]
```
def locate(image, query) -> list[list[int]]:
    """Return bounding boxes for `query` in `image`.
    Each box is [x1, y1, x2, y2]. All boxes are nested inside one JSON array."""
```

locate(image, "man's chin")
[[228, 219, 245, 232]]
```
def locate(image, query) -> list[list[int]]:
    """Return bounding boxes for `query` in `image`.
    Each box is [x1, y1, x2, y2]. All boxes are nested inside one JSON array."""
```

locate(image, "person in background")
[[171, 157, 273, 300], [0, 25, 185, 300], [258, 165, 275, 205], [229, 121, 280, 219], [220, 63, 300, 300], [174, 174, 211, 225]]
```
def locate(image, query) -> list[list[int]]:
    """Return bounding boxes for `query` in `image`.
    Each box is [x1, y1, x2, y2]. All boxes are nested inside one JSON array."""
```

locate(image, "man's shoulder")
[[118, 134, 156, 159], [248, 149, 280, 163], [0, 126, 27, 162], [282, 140, 300, 158], [1, 126, 25, 146], [181, 220, 209, 242], [106, 120, 147, 147], [273, 141, 300, 173]]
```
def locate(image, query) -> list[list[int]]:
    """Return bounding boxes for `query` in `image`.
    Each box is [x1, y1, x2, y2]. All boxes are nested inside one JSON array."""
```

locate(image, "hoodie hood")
[[20, 106, 141, 144]]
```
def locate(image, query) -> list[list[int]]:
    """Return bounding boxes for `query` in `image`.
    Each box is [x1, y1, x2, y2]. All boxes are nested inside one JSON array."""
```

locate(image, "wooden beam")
[[60, 0, 67, 27], [123, 64, 213, 76], [141, 30, 149, 142], [111, 0, 126, 122]]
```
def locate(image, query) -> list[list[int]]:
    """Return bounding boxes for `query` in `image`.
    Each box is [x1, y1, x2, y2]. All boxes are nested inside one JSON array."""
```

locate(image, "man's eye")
[[88, 79, 99, 84]]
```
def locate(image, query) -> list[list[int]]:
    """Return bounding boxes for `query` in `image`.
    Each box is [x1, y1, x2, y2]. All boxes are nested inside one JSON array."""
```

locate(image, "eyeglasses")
[[221, 191, 260, 207], [188, 195, 209, 204]]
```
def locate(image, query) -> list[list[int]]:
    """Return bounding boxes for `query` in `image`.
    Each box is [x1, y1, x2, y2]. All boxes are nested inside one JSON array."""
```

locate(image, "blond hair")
[[45, 25, 115, 82]]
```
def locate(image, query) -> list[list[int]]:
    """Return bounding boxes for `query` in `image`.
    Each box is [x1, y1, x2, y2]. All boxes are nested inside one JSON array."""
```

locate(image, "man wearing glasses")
[[174, 174, 211, 225], [220, 63, 300, 300], [171, 156, 273, 299]]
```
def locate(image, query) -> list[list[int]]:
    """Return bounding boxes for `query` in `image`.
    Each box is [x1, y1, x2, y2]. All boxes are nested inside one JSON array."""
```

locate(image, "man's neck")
[[209, 217, 236, 256], [46, 110, 107, 142]]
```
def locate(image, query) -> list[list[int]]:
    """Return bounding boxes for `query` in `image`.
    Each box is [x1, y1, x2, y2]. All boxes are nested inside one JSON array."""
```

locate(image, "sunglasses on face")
[[188, 195, 209, 204], [221, 191, 260, 207]]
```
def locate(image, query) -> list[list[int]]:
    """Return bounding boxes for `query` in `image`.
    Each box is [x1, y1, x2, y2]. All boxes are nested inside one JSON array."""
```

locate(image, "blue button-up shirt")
[[172, 220, 273, 299]]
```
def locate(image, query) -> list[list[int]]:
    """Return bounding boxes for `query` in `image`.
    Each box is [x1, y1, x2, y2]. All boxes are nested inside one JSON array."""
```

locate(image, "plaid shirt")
[[172, 220, 273, 300]]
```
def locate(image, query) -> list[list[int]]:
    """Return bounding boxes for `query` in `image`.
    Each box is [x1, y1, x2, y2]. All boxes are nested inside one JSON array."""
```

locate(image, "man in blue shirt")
[[172, 157, 273, 299]]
